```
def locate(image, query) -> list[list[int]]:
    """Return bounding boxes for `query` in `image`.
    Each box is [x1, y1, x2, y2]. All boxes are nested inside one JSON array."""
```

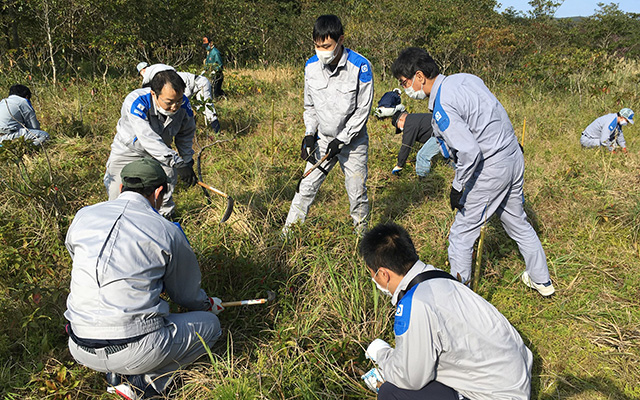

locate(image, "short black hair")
[[9, 84, 31, 100], [359, 223, 419, 276], [150, 70, 186, 96], [313, 15, 344, 43], [121, 178, 167, 197], [391, 47, 440, 81]]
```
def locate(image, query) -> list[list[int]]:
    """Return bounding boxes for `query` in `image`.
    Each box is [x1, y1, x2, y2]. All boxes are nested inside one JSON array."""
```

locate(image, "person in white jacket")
[[66, 158, 223, 399], [137, 62, 220, 132], [360, 223, 532, 400], [580, 108, 634, 152], [104, 69, 198, 218], [282, 14, 373, 236], [391, 47, 554, 296], [0, 84, 49, 145]]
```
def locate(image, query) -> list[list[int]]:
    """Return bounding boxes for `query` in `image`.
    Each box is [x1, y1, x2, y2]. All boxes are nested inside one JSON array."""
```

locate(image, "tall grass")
[[0, 62, 639, 399]]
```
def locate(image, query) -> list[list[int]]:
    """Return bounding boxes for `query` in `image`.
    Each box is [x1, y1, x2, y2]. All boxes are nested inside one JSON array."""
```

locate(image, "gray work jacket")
[[428, 74, 520, 192], [111, 88, 195, 168], [582, 113, 626, 150], [64, 191, 210, 340], [0, 95, 40, 133], [303, 47, 373, 145], [377, 261, 533, 399]]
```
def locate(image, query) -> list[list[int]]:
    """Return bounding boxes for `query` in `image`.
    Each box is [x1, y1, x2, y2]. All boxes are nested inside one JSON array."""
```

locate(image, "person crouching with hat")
[[64, 158, 224, 399]]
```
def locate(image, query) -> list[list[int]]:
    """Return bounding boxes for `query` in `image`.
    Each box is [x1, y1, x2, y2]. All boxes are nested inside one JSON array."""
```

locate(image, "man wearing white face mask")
[[580, 108, 634, 152], [391, 47, 554, 297], [104, 70, 198, 218], [360, 223, 533, 400], [283, 14, 374, 237]]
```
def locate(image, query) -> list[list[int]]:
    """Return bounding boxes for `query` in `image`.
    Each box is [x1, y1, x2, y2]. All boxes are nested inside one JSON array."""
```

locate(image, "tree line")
[[1, 0, 639, 88]]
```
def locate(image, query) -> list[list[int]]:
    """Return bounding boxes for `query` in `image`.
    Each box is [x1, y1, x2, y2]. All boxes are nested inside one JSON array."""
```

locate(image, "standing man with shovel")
[[282, 14, 374, 237]]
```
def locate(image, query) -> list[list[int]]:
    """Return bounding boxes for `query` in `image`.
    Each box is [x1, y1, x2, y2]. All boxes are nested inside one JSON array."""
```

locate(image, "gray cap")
[[121, 158, 167, 189], [136, 62, 149, 73], [619, 108, 634, 124]]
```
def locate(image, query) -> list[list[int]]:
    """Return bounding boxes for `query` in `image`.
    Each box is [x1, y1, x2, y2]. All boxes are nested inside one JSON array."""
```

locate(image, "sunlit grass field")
[[0, 62, 639, 399]]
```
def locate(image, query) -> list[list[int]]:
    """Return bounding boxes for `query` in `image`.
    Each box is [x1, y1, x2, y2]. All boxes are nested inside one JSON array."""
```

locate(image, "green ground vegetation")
[[1, 60, 640, 399]]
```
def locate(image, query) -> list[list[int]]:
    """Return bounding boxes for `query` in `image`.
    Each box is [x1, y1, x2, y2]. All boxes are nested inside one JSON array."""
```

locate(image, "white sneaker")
[[107, 384, 141, 400], [521, 271, 555, 297]]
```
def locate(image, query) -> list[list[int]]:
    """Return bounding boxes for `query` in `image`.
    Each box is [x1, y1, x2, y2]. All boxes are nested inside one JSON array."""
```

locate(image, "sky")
[[496, 0, 640, 18]]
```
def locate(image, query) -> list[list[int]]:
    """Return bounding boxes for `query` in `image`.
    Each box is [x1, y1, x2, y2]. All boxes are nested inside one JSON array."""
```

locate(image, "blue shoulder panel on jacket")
[[130, 93, 152, 120], [394, 284, 417, 336], [181, 95, 193, 117], [305, 55, 319, 68], [608, 117, 617, 132], [347, 49, 372, 83], [433, 84, 450, 132]]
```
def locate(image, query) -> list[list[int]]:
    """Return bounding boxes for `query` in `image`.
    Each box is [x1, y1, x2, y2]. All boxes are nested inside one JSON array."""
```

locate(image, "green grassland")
[[1, 63, 639, 399]]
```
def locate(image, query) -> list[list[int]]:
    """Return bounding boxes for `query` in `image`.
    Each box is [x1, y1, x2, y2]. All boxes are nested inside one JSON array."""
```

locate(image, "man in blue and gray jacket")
[[391, 47, 554, 296], [283, 14, 373, 236], [360, 223, 532, 400], [104, 70, 198, 218], [580, 108, 634, 152]]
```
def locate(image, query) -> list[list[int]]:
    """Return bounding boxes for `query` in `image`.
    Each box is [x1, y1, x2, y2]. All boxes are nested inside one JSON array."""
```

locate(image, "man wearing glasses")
[[391, 47, 554, 297], [104, 69, 198, 218]]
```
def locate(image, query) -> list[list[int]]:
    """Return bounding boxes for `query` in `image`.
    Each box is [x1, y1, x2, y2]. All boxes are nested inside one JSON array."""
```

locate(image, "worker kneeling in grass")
[[580, 107, 634, 152], [360, 223, 532, 400], [65, 158, 224, 400]]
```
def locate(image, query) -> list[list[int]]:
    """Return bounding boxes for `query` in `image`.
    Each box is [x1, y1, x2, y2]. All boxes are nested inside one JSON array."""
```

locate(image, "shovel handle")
[[221, 299, 268, 307]]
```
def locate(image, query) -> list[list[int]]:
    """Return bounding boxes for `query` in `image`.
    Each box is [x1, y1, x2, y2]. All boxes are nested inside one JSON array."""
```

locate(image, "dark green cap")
[[121, 158, 168, 189]]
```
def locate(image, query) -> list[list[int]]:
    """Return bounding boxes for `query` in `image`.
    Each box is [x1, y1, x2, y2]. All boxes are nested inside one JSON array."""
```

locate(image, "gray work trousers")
[[579, 134, 601, 148], [284, 133, 369, 231], [104, 147, 177, 217], [448, 144, 550, 284], [68, 312, 221, 393], [0, 128, 50, 146]]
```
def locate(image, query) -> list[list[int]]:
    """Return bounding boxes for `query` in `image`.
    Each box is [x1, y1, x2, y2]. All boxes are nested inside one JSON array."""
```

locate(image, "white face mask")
[[372, 270, 393, 297], [156, 103, 178, 117], [620, 119, 628, 126], [405, 76, 427, 100], [316, 42, 341, 65]]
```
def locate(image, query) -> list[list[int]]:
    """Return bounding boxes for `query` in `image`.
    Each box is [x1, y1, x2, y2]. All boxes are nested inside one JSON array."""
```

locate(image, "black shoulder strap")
[[397, 270, 458, 303]]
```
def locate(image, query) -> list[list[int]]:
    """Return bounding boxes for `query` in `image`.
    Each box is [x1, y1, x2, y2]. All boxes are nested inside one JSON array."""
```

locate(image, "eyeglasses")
[[399, 76, 413, 88], [157, 97, 184, 109]]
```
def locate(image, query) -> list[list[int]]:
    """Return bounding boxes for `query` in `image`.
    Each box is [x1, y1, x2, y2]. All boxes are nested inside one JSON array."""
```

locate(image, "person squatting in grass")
[[580, 107, 634, 152], [360, 223, 533, 400], [0, 84, 50, 146], [103, 69, 199, 218], [137, 62, 221, 133], [65, 158, 224, 400], [391, 47, 555, 296], [389, 110, 445, 178], [282, 14, 373, 237]]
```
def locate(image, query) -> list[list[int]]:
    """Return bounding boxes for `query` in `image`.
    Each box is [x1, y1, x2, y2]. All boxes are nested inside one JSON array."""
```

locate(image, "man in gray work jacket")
[[283, 14, 373, 236], [66, 158, 223, 399], [0, 84, 49, 145], [580, 108, 634, 152], [360, 223, 532, 400], [391, 47, 554, 296], [104, 69, 198, 218], [137, 62, 220, 132]]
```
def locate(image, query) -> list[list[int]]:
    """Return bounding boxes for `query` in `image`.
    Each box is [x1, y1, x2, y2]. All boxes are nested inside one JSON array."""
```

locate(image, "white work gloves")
[[375, 103, 406, 119], [366, 338, 391, 363], [208, 297, 224, 315], [361, 368, 385, 393]]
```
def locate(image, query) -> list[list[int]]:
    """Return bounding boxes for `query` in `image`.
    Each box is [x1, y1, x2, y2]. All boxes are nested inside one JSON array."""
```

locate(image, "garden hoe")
[[197, 141, 234, 223], [296, 152, 330, 192], [221, 290, 276, 308]]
